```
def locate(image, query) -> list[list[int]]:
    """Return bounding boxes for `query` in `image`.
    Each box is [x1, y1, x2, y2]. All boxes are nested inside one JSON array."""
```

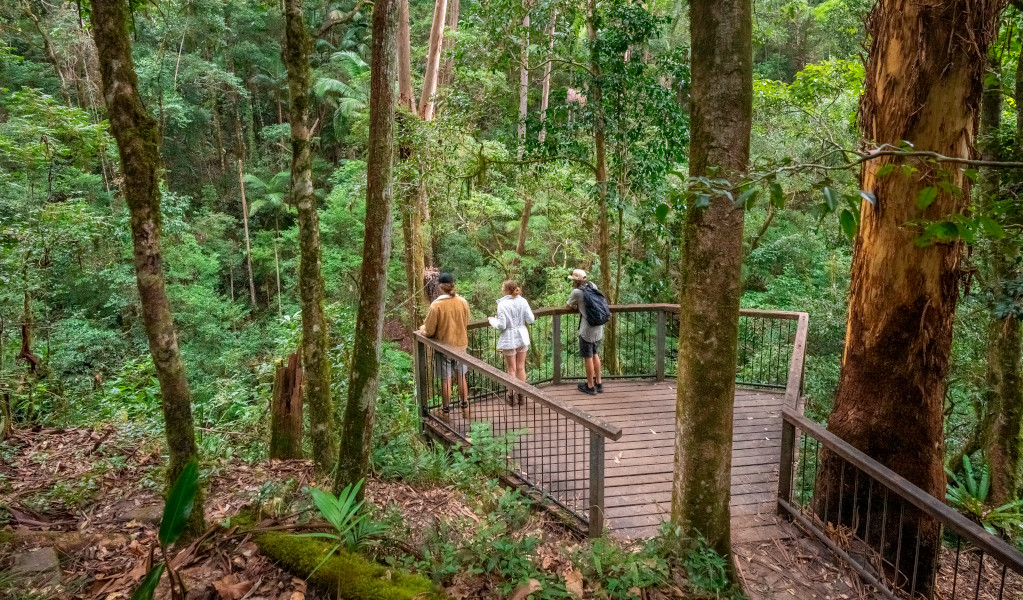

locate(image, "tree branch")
[[316, 0, 368, 39]]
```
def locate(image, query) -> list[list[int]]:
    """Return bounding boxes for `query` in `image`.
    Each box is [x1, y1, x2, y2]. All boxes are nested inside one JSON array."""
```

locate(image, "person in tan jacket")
[[420, 273, 471, 421]]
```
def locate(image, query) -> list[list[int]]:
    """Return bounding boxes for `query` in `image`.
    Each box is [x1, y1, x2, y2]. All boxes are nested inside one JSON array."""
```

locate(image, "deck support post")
[[415, 338, 429, 434], [589, 431, 605, 538], [552, 314, 562, 385], [777, 416, 795, 518], [655, 310, 666, 381]]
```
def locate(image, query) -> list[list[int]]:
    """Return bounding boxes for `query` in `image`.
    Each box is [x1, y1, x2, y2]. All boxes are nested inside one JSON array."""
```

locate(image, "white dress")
[[492, 295, 536, 350]]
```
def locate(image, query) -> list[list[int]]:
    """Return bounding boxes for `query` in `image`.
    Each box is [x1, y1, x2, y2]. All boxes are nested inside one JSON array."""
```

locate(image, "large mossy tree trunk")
[[89, 0, 204, 534], [981, 49, 1023, 505], [813, 0, 1004, 594], [669, 0, 751, 569], [336, 0, 398, 493], [283, 0, 335, 471]]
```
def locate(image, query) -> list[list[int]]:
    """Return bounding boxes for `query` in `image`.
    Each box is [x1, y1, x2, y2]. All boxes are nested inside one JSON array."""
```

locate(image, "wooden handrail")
[[781, 406, 1023, 576], [467, 304, 806, 330], [784, 312, 809, 408], [413, 332, 624, 440]]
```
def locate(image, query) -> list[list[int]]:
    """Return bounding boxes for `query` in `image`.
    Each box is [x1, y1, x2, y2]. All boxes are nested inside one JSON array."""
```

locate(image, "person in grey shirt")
[[567, 268, 604, 395]]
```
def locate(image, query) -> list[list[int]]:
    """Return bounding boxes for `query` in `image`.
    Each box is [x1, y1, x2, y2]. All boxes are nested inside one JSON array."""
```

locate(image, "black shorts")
[[579, 337, 601, 359]]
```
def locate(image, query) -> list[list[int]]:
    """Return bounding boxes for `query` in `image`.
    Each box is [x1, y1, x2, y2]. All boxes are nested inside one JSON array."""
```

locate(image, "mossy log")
[[254, 532, 449, 600]]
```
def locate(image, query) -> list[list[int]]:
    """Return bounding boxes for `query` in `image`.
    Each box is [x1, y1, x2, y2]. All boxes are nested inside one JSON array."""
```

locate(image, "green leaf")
[[654, 203, 669, 223], [964, 168, 979, 183], [737, 187, 758, 209], [876, 164, 896, 178], [131, 564, 165, 600], [158, 458, 199, 547], [916, 187, 938, 211], [858, 190, 877, 206], [839, 209, 858, 240], [822, 187, 839, 212], [693, 194, 710, 209], [770, 183, 785, 209], [977, 216, 1005, 240]]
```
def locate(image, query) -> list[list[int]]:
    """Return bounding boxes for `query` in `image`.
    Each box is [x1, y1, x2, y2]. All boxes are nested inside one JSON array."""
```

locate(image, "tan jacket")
[[423, 294, 471, 350]]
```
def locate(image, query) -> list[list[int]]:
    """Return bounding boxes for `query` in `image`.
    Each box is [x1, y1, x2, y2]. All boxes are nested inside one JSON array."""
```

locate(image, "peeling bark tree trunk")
[[418, 0, 447, 120], [237, 158, 258, 307], [516, 194, 533, 257], [89, 0, 204, 534], [283, 0, 336, 471], [813, 1, 1004, 594], [439, 0, 459, 87], [517, 4, 530, 159], [335, 0, 398, 494], [980, 52, 1023, 505], [397, 0, 415, 112], [537, 11, 556, 145], [586, 0, 619, 376], [670, 0, 751, 569], [270, 352, 304, 459]]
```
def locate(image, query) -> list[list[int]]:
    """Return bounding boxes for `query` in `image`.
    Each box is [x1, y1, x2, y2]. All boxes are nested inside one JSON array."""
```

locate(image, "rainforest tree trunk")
[[517, 4, 529, 159], [586, 0, 619, 375], [439, 0, 459, 86], [397, 0, 414, 112], [670, 0, 751, 568], [813, 1, 1004, 594], [336, 0, 398, 493], [980, 51, 1023, 505], [418, 0, 447, 120], [283, 0, 336, 471], [537, 11, 555, 144], [236, 158, 258, 307], [89, 0, 204, 534], [270, 352, 304, 459]]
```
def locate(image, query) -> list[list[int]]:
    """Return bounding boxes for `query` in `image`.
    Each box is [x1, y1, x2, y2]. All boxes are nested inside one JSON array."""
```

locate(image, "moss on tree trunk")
[[282, 0, 336, 472], [670, 0, 752, 572], [88, 0, 204, 535], [336, 0, 399, 493]]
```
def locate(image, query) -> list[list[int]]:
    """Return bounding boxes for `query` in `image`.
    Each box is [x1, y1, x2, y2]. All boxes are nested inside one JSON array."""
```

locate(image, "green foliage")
[[301, 480, 386, 562], [946, 456, 1023, 537], [570, 539, 668, 599]]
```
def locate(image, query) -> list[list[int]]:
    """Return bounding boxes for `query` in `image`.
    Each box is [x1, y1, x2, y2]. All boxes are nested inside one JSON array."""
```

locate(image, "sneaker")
[[578, 383, 597, 396], [596, 383, 604, 394], [517, 393, 525, 406], [505, 391, 516, 406]]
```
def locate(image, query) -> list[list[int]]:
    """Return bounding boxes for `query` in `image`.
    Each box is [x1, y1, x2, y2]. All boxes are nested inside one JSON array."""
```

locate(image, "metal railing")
[[779, 408, 1023, 599], [415, 304, 809, 537]]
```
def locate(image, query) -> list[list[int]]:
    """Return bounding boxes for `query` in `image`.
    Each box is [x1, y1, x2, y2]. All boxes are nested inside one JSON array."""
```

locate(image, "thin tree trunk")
[[399, 173, 429, 327], [336, 0, 398, 494], [586, 0, 619, 375], [670, 0, 752, 571], [813, 1, 1004, 594], [21, 0, 72, 105], [516, 194, 533, 257], [517, 4, 530, 159], [418, 0, 447, 120], [538, 10, 556, 144], [397, 0, 415, 112], [439, 0, 460, 87], [980, 52, 1023, 505], [89, 0, 204, 534], [283, 0, 336, 471], [237, 158, 258, 307]]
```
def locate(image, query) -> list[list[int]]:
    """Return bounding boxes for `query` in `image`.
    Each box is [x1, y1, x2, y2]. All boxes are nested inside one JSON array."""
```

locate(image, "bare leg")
[[593, 353, 602, 384], [584, 357, 595, 388], [516, 349, 527, 382], [458, 371, 469, 416], [503, 352, 517, 403], [441, 375, 452, 412]]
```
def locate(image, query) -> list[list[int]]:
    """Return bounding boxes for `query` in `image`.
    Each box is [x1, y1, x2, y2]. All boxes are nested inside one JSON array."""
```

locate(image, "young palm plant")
[[946, 455, 1023, 537], [299, 479, 386, 574]]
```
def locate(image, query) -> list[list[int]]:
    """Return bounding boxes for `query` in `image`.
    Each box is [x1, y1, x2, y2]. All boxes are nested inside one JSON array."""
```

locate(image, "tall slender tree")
[[336, 0, 398, 492], [88, 0, 204, 533], [283, 0, 335, 470], [418, 0, 448, 120], [814, 0, 1005, 592], [670, 0, 752, 570]]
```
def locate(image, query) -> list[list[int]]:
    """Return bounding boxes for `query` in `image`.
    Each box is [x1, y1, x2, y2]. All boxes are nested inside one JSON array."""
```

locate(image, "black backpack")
[[580, 283, 611, 326]]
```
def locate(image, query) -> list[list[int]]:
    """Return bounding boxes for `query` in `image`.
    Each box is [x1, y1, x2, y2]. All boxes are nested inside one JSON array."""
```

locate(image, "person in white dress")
[[490, 280, 535, 405]]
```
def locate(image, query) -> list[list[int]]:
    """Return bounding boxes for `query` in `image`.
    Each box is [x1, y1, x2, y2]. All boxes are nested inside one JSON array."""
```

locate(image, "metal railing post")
[[778, 416, 795, 518], [415, 338, 429, 433], [589, 431, 605, 538], [655, 310, 667, 381], [552, 314, 562, 385]]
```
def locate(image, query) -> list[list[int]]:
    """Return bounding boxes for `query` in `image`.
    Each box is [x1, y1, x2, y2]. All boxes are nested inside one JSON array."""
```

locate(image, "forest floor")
[[0, 424, 911, 600]]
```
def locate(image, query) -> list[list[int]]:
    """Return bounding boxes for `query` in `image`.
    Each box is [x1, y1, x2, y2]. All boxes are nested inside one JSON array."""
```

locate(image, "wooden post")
[[655, 310, 666, 381], [552, 314, 562, 385], [589, 431, 605, 538], [416, 338, 429, 432], [777, 417, 795, 518], [270, 352, 304, 459]]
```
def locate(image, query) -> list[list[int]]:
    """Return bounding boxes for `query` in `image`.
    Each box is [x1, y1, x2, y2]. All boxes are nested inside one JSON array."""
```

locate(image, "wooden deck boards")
[[424, 380, 788, 543]]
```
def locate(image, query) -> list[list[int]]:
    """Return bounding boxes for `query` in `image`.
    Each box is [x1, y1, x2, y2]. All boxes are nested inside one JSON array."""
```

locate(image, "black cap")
[[438, 272, 455, 284]]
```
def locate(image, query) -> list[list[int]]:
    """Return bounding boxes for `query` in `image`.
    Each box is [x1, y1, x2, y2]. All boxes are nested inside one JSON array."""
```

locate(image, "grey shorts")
[[579, 337, 601, 359], [434, 354, 468, 378]]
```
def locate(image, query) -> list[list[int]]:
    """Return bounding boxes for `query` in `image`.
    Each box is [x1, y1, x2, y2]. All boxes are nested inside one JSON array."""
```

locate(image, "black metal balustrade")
[[779, 408, 1023, 599]]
